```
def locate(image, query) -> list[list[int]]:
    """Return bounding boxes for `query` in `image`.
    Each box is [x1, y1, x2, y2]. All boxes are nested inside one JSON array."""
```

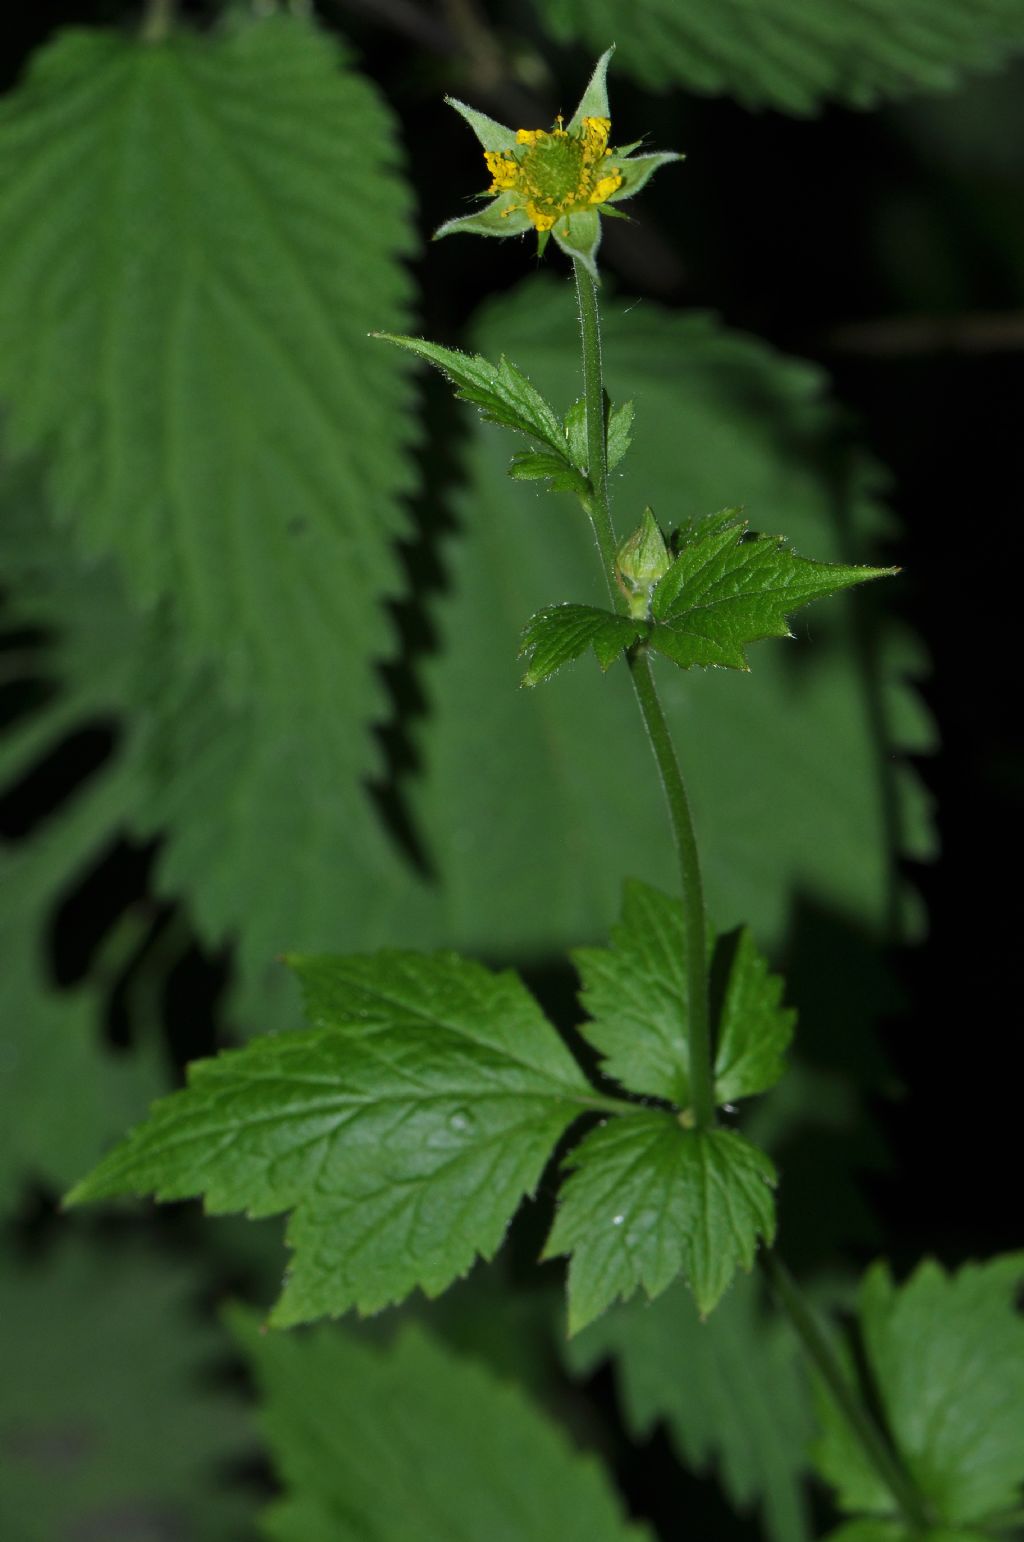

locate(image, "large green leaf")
[[535, 0, 1024, 113], [566, 1274, 813, 1542], [67, 950, 605, 1325], [813, 1255, 1024, 1528], [0, 1236, 250, 1539], [0, 10, 417, 781], [231, 1310, 652, 1541], [544, 1111, 776, 1329], [411, 279, 933, 957]]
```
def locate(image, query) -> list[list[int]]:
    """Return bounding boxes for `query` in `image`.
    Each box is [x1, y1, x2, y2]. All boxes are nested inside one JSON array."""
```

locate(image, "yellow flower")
[[481, 115, 623, 233], [436, 48, 683, 281]]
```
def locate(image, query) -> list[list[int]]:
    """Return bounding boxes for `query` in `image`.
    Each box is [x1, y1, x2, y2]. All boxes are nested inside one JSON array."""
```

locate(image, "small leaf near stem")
[[572, 256, 715, 1130]]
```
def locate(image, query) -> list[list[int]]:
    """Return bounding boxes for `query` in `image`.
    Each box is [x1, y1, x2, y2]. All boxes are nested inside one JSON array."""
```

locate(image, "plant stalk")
[[573, 258, 715, 1128], [762, 1251, 932, 1532]]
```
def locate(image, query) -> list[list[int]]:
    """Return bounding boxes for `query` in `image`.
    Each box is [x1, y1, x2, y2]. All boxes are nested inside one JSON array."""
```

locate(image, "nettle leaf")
[[375, 333, 570, 463], [574, 880, 794, 1109], [566, 1274, 814, 1542], [519, 605, 645, 686], [536, 0, 1024, 113], [68, 950, 604, 1325], [0, 1236, 250, 1540], [410, 280, 932, 957], [231, 1309, 652, 1542], [544, 1112, 777, 1331], [0, 15, 418, 772], [648, 512, 896, 671], [0, 469, 436, 1048], [814, 1255, 1024, 1529]]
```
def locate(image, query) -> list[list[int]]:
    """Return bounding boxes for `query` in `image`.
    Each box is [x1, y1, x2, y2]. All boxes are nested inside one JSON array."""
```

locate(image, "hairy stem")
[[573, 258, 715, 1128], [762, 1252, 932, 1531], [573, 261, 617, 591]]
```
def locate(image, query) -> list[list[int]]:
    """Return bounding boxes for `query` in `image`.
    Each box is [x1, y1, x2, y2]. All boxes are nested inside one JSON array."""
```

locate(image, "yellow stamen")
[[481, 116, 623, 232]]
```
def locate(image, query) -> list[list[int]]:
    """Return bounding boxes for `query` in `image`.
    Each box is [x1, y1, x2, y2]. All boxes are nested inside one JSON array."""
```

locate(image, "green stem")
[[628, 647, 715, 1126], [762, 1252, 932, 1533], [573, 258, 715, 1129], [573, 261, 617, 594]]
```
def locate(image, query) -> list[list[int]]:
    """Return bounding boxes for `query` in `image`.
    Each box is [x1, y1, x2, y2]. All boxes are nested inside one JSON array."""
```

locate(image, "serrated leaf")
[[814, 1255, 1024, 1528], [0, 468, 436, 1045], [509, 450, 590, 496], [565, 1274, 814, 1542], [230, 1309, 652, 1542], [68, 950, 603, 1324], [648, 512, 896, 672], [519, 604, 645, 686], [544, 1112, 777, 1331], [0, 15, 418, 775], [375, 333, 569, 460], [536, 0, 1024, 113], [574, 880, 794, 1108], [0, 1236, 250, 1540], [410, 280, 932, 958]]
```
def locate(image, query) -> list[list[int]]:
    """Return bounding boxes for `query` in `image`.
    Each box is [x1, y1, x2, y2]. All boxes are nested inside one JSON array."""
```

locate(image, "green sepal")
[[519, 604, 647, 686], [553, 207, 603, 283], [434, 192, 533, 240], [567, 45, 616, 132], [443, 96, 518, 151], [610, 151, 686, 202]]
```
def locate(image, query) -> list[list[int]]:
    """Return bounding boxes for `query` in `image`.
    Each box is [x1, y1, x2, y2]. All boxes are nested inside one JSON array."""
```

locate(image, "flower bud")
[[615, 507, 670, 618]]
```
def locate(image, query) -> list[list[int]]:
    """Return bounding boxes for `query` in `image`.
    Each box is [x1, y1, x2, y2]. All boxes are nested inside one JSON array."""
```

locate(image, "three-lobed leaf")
[[519, 511, 894, 685], [649, 512, 896, 671], [545, 1112, 777, 1331], [814, 1255, 1024, 1529], [68, 950, 602, 1325], [231, 1307, 653, 1541], [574, 880, 794, 1109]]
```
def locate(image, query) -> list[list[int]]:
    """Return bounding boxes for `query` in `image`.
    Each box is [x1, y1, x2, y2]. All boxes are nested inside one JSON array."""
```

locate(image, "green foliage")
[[649, 512, 896, 669], [374, 335, 573, 467], [566, 1274, 813, 1542], [814, 1256, 1024, 1530], [519, 603, 642, 684], [574, 880, 793, 1107], [535, 0, 1024, 113], [0, 1235, 250, 1539], [410, 280, 932, 957], [546, 1114, 776, 1330], [519, 511, 893, 682], [0, 13, 429, 1029], [68, 950, 599, 1325], [231, 1308, 652, 1541]]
